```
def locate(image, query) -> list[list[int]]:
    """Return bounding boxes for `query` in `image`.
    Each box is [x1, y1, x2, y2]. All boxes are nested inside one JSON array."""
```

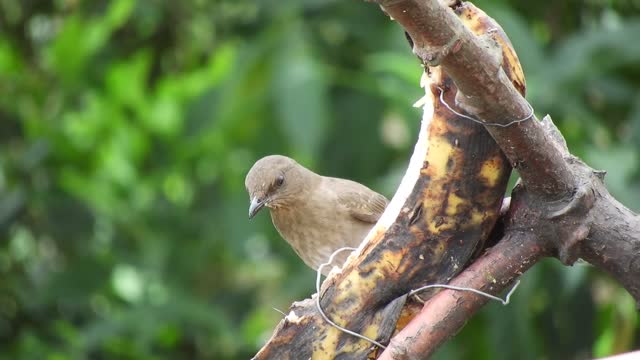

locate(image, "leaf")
[[366, 52, 421, 86], [273, 23, 329, 160], [105, 51, 151, 110], [45, 0, 135, 81]]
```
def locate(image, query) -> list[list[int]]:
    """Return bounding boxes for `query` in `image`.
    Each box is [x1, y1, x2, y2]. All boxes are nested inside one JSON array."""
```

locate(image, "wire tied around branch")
[[436, 86, 534, 127], [313, 247, 522, 350]]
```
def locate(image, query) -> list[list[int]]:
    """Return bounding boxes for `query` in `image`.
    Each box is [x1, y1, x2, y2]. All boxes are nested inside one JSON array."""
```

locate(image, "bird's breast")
[[270, 204, 373, 272]]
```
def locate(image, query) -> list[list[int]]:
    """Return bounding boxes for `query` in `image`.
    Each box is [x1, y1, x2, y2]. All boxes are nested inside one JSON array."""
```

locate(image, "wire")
[[408, 280, 521, 305], [315, 247, 387, 349], [437, 86, 534, 128], [314, 247, 522, 350]]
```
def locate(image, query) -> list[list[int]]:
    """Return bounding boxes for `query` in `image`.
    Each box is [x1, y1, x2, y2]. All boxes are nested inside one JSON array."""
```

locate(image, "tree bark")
[[374, 0, 640, 301]]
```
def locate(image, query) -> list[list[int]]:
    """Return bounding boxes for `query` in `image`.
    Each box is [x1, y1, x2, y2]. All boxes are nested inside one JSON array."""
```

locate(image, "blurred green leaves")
[[45, 0, 136, 82], [274, 24, 329, 162]]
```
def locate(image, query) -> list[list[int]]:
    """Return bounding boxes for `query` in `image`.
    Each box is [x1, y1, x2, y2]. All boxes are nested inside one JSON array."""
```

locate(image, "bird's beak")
[[249, 197, 266, 219]]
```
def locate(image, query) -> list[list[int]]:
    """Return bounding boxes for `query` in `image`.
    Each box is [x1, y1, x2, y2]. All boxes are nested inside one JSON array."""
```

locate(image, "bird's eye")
[[275, 175, 285, 187]]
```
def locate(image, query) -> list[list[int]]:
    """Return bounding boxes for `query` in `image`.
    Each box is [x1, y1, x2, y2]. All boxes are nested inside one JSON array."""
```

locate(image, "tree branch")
[[379, 230, 546, 359], [373, 0, 640, 301], [377, 0, 573, 198]]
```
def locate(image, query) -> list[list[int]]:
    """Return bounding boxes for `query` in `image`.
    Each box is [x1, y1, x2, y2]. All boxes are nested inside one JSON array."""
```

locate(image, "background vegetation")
[[0, 0, 639, 358]]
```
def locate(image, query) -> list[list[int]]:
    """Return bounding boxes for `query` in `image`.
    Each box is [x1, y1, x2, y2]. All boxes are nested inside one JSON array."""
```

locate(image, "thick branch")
[[580, 185, 640, 302], [374, 0, 640, 301], [377, 0, 573, 198]]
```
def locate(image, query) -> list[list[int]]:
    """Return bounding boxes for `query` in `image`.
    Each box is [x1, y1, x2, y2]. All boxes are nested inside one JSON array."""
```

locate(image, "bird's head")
[[245, 155, 310, 219]]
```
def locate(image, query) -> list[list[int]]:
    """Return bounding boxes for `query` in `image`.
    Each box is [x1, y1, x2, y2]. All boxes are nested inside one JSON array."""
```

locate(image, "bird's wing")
[[333, 179, 389, 224]]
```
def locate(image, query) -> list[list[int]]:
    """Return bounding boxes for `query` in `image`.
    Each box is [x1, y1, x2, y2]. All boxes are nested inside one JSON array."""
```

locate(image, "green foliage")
[[0, 0, 638, 358]]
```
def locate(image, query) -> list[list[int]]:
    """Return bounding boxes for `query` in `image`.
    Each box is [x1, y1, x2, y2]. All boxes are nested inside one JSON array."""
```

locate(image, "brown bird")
[[245, 155, 388, 275]]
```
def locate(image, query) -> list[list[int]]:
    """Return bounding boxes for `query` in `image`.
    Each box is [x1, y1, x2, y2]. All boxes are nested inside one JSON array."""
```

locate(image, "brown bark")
[[374, 0, 640, 302], [376, 0, 572, 198]]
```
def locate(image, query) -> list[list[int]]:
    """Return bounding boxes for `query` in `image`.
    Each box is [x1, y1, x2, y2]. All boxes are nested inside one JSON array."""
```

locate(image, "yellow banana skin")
[[391, 0, 527, 339], [254, 2, 527, 359], [455, 3, 526, 96]]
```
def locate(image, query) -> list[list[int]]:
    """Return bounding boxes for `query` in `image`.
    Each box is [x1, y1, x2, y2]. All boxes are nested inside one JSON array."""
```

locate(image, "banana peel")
[[254, 2, 526, 359]]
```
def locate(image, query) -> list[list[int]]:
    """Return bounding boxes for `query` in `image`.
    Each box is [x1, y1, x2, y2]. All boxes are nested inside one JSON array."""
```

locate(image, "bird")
[[245, 155, 388, 276]]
